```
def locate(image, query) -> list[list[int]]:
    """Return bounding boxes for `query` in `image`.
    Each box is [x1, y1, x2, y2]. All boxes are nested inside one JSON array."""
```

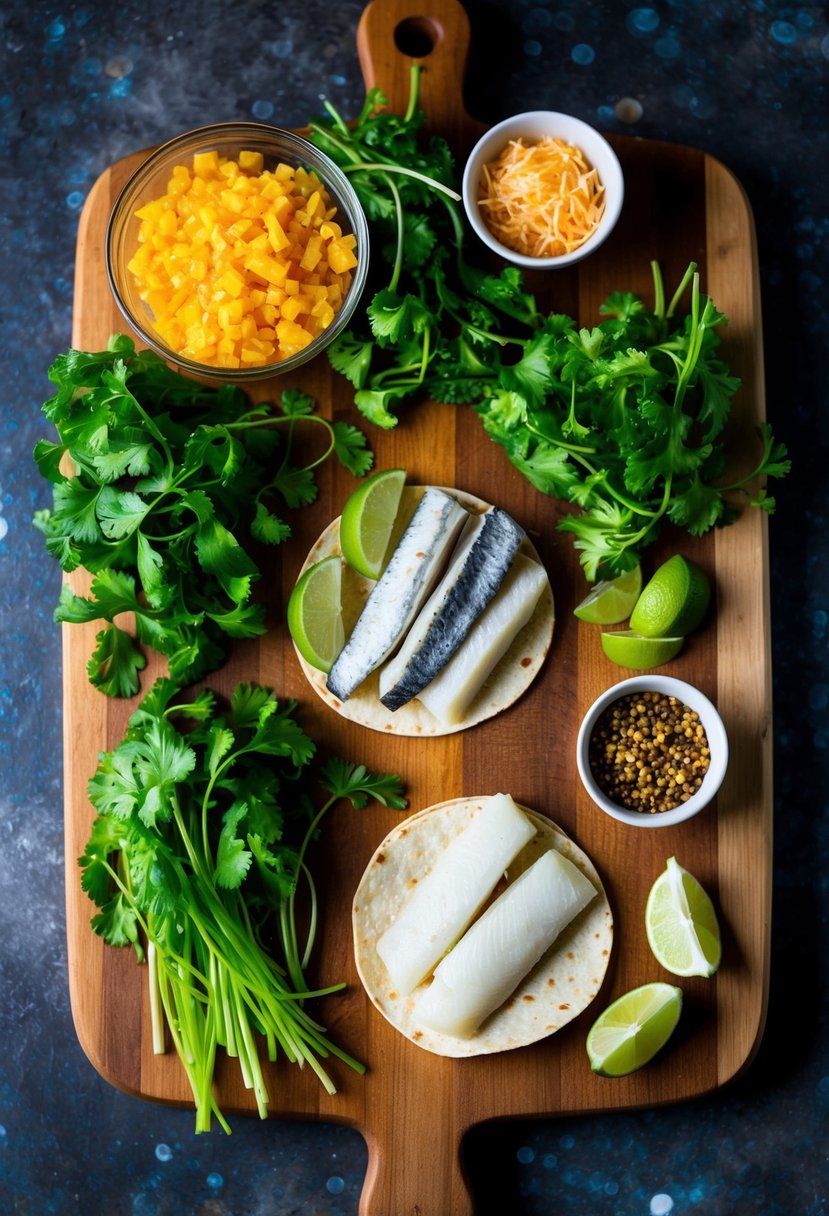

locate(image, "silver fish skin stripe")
[[325, 487, 469, 701], [379, 507, 525, 712]]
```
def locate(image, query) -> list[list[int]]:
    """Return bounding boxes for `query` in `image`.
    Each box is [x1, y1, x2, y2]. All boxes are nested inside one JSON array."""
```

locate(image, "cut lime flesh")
[[586, 981, 683, 1077], [574, 564, 642, 624], [339, 468, 406, 579], [286, 556, 344, 673], [600, 629, 684, 670], [645, 856, 722, 977]]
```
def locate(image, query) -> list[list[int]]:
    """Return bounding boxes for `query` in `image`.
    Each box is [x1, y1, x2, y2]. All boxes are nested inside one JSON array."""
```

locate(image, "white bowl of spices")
[[462, 110, 624, 269], [576, 675, 729, 828]]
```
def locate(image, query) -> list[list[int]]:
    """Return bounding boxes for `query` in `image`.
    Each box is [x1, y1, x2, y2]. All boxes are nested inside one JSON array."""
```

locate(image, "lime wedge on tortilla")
[[286, 556, 344, 673], [339, 468, 406, 579]]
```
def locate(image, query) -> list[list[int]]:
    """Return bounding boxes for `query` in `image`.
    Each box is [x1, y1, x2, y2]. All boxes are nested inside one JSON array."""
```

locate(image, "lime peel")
[[630, 553, 711, 638], [600, 629, 683, 670]]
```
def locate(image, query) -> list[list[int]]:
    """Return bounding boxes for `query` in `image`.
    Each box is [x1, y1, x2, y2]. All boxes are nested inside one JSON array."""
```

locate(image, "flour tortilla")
[[291, 487, 555, 736], [352, 796, 613, 1058]]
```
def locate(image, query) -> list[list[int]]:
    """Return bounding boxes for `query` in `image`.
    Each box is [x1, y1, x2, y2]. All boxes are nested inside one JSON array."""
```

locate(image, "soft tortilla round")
[[292, 487, 555, 736], [352, 796, 613, 1058]]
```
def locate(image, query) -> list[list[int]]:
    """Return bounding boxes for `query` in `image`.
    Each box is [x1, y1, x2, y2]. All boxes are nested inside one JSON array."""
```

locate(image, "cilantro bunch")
[[476, 264, 791, 577], [310, 75, 789, 579], [80, 679, 405, 1132], [309, 67, 542, 430], [33, 335, 372, 694]]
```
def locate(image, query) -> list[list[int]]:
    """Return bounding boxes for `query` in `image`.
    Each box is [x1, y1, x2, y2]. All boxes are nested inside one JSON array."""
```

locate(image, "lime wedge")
[[339, 468, 406, 579], [286, 556, 344, 673], [574, 564, 642, 624], [600, 630, 684, 670], [630, 554, 711, 638], [586, 982, 683, 1077], [645, 856, 722, 978]]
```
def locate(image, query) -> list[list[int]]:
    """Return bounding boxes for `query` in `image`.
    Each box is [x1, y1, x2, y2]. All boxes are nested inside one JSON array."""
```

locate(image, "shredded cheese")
[[478, 136, 606, 259]]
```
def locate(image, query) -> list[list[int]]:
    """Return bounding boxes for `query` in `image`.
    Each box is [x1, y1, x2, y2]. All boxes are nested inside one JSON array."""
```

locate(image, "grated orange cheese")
[[127, 152, 358, 368], [478, 136, 605, 259]]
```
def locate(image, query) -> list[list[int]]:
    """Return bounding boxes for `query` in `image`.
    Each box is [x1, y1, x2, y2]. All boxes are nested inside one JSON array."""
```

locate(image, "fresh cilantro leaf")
[[250, 501, 292, 545], [328, 331, 374, 389], [319, 758, 407, 810], [354, 386, 405, 429], [214, 801, 253, 889], [367, 289, 431, 344], [269, 464, 318, 509], [87, 623, 146, 698], [332, 421, 374, 477], [279, 389, 315, 418]]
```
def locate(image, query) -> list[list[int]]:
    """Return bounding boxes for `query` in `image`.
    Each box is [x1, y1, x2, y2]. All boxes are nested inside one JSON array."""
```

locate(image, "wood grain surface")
[[65, 1, 772, 1213]]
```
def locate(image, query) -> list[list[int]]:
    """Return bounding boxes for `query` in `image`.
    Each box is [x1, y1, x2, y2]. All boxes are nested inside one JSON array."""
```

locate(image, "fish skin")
[[378, 507, 525, 712], [326, 487, 468, 702], [417, 553, 548, 726]]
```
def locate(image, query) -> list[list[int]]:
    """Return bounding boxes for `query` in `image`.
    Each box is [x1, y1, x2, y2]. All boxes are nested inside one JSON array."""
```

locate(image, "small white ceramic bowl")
[[462, 110, 624, 269], [576, 675, 729, 828]]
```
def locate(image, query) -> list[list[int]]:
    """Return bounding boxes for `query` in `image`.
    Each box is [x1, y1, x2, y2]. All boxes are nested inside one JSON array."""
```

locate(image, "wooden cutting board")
[[65, 1, 772, 1212]]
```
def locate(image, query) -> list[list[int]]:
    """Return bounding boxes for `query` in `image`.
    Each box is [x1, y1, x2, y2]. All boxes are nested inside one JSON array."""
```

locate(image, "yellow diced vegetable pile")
[[127, 149, 358, 369]]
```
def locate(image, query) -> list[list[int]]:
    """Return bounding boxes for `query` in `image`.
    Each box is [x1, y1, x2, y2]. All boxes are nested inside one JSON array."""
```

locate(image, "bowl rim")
[[105, 120, 370, 382], [461, 108, 624, 269], [575, 674, 729, 828]]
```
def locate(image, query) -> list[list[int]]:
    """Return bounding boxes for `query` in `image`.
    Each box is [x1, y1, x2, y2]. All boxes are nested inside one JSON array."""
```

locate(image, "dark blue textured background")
[[1, 1, 827, 1213]]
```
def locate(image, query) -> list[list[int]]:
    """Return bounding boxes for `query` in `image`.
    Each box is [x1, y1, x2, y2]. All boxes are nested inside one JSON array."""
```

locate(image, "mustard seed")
[[588, 691, 711, 814]]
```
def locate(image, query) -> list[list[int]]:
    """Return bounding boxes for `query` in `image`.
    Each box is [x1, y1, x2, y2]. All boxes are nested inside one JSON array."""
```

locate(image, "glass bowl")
[[106, 121, 370, 382], [461, 110, 624, 270], [576, 675, 729, 828]]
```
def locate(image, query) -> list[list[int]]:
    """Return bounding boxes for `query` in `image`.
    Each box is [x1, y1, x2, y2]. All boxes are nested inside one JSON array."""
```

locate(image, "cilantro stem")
[[387, 176, 405, 294], [666, 260, 697, 319], [404, 63, 422, 124], [340, 160, 462, 201]]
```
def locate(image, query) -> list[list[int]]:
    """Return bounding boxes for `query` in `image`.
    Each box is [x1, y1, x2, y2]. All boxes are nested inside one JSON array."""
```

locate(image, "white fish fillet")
[[378, 506, 525, 711], [376, 793, 537, 996], [417, 553, 548, 725], [417, 849, 597, 1038], [326, 487, 468, 702]]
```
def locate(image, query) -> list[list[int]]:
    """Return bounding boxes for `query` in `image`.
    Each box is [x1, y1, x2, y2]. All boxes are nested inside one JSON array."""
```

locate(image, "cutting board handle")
[[356, 0, 482, 152]]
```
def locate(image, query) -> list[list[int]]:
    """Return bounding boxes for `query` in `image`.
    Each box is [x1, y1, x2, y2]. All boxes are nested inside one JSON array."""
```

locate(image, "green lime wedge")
[[339, 468, 406, 579], [630, 554, 711, 638], [600, 630, 684, 670], [645, 856, 722, 978], [574, 564, 642, 624], [586, 982, 683, 1077], [286, 556, 344, 673]]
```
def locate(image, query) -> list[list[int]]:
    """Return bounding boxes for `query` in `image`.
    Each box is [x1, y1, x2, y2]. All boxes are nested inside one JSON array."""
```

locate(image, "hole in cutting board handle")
[[394, 16, 443, 58]]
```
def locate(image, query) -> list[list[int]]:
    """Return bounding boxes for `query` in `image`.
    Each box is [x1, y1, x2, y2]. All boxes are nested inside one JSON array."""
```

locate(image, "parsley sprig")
[[80, 679, 405, 1132], [33, 336, 373, 694], [310, 76, 789, 578]]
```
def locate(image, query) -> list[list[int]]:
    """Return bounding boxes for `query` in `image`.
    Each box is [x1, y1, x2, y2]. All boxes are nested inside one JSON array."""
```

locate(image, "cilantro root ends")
[[80, 679, 406, 1132]]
